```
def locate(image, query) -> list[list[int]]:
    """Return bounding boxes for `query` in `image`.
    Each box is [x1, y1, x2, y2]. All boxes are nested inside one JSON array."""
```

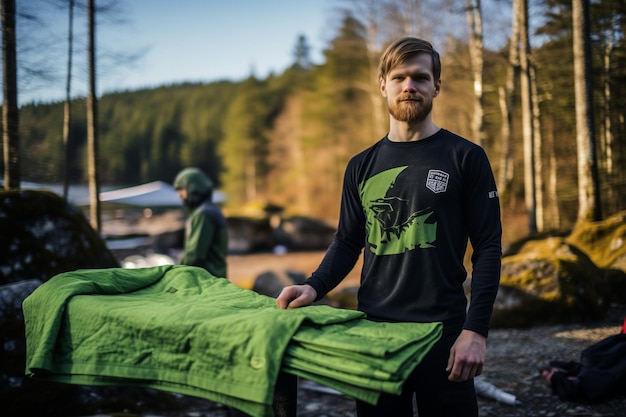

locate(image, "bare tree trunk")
[[572, 0, 601, 223], [2, 0, 19, 190], [497, 87, 512, 197], [601, 26, 615, 213], [519, 0, 537, 234], [86, 0, 101, 231], [465, 0, 484, 146], [351, 0, 388, 136], [530, 63, 544, 231], [546, 117, 560, 229], [498, 0, 521, 198], [62, 0, 75, 200]]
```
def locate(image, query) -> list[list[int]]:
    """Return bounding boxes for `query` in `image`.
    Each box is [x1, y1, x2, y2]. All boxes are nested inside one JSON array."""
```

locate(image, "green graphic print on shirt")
[[359, 166, 437, 255]]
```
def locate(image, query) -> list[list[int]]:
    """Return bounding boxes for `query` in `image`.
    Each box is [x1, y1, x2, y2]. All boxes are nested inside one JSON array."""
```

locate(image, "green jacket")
[[174, 167, 228, 277], [181, 198, 228, 277]]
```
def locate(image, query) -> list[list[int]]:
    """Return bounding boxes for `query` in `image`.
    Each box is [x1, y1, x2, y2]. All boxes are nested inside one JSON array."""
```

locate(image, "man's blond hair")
[[378, 37, 441, 83]]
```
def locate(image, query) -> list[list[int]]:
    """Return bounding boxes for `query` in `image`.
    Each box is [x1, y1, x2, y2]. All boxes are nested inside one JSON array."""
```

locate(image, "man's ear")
[[433, 79, 441, 96], [380, 78, 387, 97]]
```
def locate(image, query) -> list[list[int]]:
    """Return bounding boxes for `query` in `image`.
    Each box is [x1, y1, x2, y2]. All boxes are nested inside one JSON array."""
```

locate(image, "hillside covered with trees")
[[4, 0, 626, 242]]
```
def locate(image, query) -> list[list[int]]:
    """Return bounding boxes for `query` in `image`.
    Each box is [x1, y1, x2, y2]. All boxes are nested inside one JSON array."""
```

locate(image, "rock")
[[273, 216, 336, 251], [493, 238, 609, 328], [566, 211, 626, 271], [227, 216, 274, 254], [0, 190, 119, 285], [0, 279, 42, 319], [226, 215, 336, 254], [494, 226, 626, 328], [252, 269, 307, 298], [0, 189, 120, 414]]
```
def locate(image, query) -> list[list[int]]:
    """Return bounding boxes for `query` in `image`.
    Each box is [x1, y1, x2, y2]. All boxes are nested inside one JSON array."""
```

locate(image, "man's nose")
[[403, 79, 417, 92]]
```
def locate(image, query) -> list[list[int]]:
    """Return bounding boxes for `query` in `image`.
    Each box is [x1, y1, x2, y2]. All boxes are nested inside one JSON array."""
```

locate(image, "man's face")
[[380, 53, 440, 123], [177, 188, 187, 200]]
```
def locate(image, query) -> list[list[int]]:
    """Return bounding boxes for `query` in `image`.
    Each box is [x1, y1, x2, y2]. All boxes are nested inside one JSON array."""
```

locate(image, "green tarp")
[[23, 265, 442, 417]]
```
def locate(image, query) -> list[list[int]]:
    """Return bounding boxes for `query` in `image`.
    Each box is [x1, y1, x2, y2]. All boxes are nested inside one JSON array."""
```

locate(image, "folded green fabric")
[[291, 319, 442, 374], [283, 320, 442, 404], [23, 265, 442, 417]]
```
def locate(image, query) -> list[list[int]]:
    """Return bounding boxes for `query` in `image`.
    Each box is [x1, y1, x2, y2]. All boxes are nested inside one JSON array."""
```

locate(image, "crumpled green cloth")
[[23, 265, 442, 417]]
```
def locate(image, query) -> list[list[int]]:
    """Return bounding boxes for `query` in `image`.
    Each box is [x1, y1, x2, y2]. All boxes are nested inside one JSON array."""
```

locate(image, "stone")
[[0, 190, 119, 285], [252, 269, 307, 298]]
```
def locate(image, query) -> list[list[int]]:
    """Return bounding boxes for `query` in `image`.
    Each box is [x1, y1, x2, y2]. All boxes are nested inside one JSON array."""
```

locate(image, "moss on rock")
[[566, 211, 626, 270], [493, 215, 626, 328]]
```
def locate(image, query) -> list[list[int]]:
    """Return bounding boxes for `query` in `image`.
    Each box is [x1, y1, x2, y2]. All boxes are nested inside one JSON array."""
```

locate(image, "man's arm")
[[449, 147, 500, 381], [463, 146, 502, 336]]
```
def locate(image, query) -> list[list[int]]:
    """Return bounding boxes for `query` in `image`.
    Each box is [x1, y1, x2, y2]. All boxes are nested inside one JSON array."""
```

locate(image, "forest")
[[4, 0, 626, 243]]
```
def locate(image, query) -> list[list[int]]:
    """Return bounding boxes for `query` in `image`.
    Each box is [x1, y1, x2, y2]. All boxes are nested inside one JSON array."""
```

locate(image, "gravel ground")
[[476, 323, 626, 417]]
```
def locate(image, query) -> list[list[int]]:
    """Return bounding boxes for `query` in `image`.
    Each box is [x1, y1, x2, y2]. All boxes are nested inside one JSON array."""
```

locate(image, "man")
[[276, 37, 502, 417], [174, 167, 228, 278]]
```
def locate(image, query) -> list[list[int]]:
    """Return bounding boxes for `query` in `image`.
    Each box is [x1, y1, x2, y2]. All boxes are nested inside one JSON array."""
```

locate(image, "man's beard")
[[388, 96, 433, 123]]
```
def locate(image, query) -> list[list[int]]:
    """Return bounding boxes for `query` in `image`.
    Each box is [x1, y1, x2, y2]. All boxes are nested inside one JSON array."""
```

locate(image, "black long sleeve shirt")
[[307, 129, 502, 337]]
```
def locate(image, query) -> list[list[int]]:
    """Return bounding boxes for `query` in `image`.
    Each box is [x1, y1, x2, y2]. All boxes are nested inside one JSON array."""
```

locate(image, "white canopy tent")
[[95, 181, 226, 207], [98, 181, 183, 207], [12, 180, 225, 208]]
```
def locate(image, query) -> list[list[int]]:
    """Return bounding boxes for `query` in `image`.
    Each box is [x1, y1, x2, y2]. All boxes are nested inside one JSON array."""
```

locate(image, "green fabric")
[[181, 204, 228, 277], [282, 320, 442, 404], [286, 319, 441, 378], [23, 265, 442, 417]]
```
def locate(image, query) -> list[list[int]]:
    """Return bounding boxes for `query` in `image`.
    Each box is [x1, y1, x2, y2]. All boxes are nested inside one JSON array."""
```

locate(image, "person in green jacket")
[[174, 167, 228, 278]]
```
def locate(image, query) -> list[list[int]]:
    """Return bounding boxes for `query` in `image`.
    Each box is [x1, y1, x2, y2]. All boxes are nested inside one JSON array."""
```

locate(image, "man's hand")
[[275, 284, 317, 309], [446, 329, 486, 382]]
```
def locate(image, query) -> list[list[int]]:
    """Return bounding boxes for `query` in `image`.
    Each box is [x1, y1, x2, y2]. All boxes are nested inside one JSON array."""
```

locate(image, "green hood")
[[174, 168, 214, 208]]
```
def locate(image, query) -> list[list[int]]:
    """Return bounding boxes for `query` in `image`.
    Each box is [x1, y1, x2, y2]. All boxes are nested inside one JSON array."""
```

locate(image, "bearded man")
[[276, 37, 502, 417]]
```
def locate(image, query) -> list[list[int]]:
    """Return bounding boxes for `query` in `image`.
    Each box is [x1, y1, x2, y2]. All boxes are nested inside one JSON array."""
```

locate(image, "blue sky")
[[17, 0, 516, 105], [19, 0, 337, 104]]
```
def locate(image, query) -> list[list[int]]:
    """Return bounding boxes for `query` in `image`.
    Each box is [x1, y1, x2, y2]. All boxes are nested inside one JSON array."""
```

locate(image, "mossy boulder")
[[566, 211, 626, 271], [0, 190, 119, 285], [492, 213, 626, 328]]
